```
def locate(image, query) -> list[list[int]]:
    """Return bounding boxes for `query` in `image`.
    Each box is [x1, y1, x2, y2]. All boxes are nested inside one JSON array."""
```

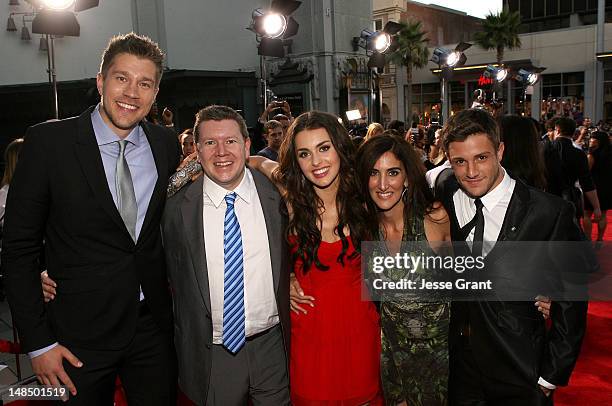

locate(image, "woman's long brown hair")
[[276, 111, 371, 272]]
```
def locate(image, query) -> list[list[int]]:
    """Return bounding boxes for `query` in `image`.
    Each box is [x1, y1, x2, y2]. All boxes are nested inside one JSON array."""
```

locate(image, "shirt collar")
[[91, 103, 143, 147], [477, 168, 513, 212], [202, 168, 254, 208]]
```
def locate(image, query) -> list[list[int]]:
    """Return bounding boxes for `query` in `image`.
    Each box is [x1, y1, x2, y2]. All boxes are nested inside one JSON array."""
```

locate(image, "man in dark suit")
[[162, 105, 290, 405], [2, 33, 180, 405], [438, 109, 587, 405]]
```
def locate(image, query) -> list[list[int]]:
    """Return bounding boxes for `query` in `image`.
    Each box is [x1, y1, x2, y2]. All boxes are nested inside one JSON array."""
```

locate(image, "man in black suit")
[[438, 109, 588, 405], [2, 33, 180, 405], [162, 105, 290, 405]]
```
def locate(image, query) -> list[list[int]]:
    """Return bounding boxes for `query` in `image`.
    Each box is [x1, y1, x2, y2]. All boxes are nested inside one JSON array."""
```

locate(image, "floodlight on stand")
[[6, 16, 17, 31], [346, 109, 362, 121], [372, 31, 391, 53], [41, 0, 76, 10], [32, 9, 80, 36], [249, 9, 287, 39], [445, 51, 461, 67], [262, 13, 286, 38], [21, 25, 31, 40], [516, 68, 540, 86], [484, 65, 509, 83]]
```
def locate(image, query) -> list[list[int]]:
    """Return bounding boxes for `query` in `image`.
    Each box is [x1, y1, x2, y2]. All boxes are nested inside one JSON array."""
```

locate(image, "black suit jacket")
[[2, 106, 181, 352], [439, 175, 588, 387]]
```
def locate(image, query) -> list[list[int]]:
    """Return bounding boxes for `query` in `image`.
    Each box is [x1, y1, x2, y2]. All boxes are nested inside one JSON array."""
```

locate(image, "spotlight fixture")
[[21, 25, 31, 40], [40, 0, 76, 10], [32, 9, 80, 36], [6, 16, 17, 31], [248, 0, 301, 57], [483, 65, 509, 83], [249, 9, 287, 39], [352, 21, 402, 70], [516, 68, 540, 86], [431, 42, 471, 68]]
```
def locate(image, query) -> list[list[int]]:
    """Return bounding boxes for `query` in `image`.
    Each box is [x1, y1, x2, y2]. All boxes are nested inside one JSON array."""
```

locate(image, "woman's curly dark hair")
[[355, 135, 435, 237], [276, 111, 371, 272]]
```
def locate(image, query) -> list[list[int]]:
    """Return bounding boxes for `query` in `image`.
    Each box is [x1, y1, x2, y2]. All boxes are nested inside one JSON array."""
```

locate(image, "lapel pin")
[[511, 226, 516, 232]]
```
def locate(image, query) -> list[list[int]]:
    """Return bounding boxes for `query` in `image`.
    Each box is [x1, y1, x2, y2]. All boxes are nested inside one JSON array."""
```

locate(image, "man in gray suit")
[[162, 105, 291, 405]]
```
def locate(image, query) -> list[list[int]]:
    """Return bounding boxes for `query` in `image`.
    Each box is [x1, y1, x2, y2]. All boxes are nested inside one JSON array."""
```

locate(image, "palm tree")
[[386, 20, 429, 124], [474, 10, 522, 66]]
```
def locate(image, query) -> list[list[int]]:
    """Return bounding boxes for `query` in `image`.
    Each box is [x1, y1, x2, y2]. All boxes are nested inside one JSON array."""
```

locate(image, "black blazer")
[[2, 106, 181, 353], [440, 175, 588, 387]]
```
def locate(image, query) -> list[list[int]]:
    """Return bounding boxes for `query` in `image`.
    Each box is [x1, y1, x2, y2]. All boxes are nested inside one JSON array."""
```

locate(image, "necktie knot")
[[225, 192, 237, 207], [474, 198, 483, 211], [118, 139, 128, 154]]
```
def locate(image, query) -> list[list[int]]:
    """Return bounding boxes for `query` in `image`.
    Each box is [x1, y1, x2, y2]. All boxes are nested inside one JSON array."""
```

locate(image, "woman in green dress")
[[355, 134, 452, 406]]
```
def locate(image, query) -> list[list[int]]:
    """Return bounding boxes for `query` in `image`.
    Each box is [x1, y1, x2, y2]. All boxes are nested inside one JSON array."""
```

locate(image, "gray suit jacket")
[[162, 169, 290, 405]]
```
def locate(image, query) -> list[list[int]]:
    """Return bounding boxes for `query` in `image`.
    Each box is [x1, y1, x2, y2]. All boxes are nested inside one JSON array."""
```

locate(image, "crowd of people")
[[0, 32, 608, 406]]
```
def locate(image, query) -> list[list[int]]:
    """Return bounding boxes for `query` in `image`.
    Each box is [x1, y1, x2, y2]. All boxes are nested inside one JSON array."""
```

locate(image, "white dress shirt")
[[452, 168, 556, 390], [202, 169, 279, 345], [453, 168, 515, 256]]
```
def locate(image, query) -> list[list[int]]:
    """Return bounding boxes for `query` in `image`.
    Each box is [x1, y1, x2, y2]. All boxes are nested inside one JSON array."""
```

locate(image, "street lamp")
[[431, 42, 471, 124]]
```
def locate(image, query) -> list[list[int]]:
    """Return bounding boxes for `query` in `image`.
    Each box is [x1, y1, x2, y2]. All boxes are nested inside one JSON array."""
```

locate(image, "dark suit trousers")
[[205, 324, 289, 406], [449, 339, 553, 406], [58, 303, 177, 406]]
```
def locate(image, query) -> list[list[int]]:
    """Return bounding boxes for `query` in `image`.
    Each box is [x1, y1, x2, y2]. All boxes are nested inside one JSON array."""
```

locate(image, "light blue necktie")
[[222, 192, 245, 353]]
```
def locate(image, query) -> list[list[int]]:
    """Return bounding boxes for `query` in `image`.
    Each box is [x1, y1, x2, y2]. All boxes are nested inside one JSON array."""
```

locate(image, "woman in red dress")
[[252, 111, 381, 405]]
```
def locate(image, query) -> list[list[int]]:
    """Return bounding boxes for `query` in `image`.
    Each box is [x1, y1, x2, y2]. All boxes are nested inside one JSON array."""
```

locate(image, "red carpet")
[[556, 212, 612, 405]]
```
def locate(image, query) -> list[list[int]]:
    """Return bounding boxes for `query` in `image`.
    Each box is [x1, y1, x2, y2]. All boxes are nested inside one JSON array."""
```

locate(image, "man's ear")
[[245, 137, 251, 157], [96, 73, 104, 97], [496, 142, 505, 162]]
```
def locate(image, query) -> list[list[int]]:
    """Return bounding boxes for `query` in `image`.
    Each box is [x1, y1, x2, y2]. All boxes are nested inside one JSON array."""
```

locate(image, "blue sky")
[[411, 0, 503, 18]]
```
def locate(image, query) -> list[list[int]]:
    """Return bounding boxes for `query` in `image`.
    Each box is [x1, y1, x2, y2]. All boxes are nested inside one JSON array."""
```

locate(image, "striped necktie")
[[222, 192, 245, 353]]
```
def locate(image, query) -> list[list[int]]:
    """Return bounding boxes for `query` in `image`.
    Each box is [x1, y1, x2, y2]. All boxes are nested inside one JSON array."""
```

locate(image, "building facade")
[[375, 0, 612, 126], [1, 0, 371, 139]]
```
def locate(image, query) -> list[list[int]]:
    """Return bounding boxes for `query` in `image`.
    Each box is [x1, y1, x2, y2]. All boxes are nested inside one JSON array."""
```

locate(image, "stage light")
[[516, 68, 540, 86], [484, 65, 509, 83], [372, 31, 391, 53], [431, 42, 471, 68], [21, 25, 31, 40], [6, 16, 17, 31], [41, 0, 76, 10], [262, 13, 286, 38]]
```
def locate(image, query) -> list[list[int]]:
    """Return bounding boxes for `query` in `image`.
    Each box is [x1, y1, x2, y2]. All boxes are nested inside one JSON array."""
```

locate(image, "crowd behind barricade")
[[0, 32, 608, 406]]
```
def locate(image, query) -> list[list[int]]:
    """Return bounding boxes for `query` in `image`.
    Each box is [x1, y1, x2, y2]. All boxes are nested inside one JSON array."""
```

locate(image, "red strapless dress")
[[289, 236, 382, 405]]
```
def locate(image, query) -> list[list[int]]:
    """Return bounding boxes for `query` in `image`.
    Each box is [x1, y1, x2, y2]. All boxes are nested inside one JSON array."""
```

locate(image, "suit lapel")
[[74, 107, 130, 238], [181, 177, 211, 313], [252, 171, 282, 293], [485, 180, 530, 264], [139, 121, 169, 242]]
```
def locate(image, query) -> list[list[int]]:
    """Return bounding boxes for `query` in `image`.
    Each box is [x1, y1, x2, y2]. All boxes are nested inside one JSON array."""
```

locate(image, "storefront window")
[[410, 83, 442, 125], [541, 72, 585, 121]]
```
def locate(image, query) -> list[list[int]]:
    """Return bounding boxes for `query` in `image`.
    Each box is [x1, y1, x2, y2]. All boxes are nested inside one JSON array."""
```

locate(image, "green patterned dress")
[[377, 215, 450, 406]]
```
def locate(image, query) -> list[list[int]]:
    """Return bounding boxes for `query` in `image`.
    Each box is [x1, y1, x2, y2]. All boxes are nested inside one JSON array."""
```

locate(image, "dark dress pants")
[[58, 303, 177, 406]]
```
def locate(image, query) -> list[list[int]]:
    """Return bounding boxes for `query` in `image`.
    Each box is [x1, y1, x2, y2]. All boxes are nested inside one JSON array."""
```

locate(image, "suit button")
[[206, 313, 211, 319], [205, 344, 211, 349]]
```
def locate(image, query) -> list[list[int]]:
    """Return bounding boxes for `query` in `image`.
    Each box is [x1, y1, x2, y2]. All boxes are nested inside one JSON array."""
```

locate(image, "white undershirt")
[[202, 169, 279, 345]]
